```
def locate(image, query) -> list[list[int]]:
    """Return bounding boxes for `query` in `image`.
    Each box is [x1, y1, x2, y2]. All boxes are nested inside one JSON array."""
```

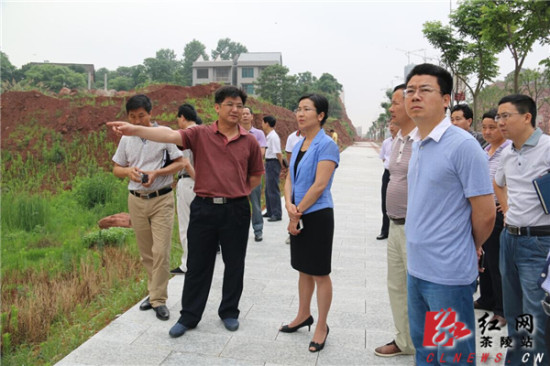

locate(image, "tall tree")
[[1, 51, 17, 83], [143, 48, 183, 84], [423, 15, 498, 125], [182, 39, 209, 86], [478, 0, 550, 93], [211, 38, 248, 60], [315, 73, 343, 95], [296, 71, 318, 95], [254, 64, 298, 110], [23, 64, 86, 91]]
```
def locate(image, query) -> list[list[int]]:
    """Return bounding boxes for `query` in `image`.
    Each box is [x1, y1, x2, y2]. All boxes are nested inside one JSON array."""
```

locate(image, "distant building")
[[192, 52, 282, 96]]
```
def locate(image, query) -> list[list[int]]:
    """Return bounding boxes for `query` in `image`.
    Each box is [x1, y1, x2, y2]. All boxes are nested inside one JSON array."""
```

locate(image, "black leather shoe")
[[139, 297, 152, 311], [376, 234, 388, 240], [262, 213, 270, 217], [267, 216, 282, 222], [153, 305, 170, 321], [309, 325, 329, 353], [280, 315, 314, 333], [170, 267, 186, 275], [254, 234, 263, 242]]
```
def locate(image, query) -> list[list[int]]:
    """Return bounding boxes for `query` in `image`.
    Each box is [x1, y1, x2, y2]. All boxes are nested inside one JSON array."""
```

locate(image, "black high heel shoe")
[[279, 315, 314, 333], [309, 325, 329, 352]]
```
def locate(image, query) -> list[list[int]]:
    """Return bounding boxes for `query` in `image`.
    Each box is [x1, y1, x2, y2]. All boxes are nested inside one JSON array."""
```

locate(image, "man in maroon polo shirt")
[[107, 86, 264, 338]]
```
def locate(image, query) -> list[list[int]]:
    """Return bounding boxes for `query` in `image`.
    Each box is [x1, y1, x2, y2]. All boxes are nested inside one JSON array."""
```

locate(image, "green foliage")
[[182, 39, 209, 86], [211, 38, 248, 60], [254, 64, 298, 110], [1, 51, 17, 84], [255, 65, 344, 117], [73, 172, 125, 209], [23, 64, 87, 91], [143, 48, 184, 85], [82, 227, 132, 248], [477, 0, 550, 92], [1, 193, 50, 232]]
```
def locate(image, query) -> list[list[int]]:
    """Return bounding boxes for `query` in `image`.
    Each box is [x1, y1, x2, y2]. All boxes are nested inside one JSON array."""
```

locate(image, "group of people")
[[375, 64, 550, 365], [107, 86, 340, 353], [107, 63, 549, 362]]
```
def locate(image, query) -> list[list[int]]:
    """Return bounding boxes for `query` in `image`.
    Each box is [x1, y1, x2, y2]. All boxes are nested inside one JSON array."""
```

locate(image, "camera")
[[140, 173, 149, 184]]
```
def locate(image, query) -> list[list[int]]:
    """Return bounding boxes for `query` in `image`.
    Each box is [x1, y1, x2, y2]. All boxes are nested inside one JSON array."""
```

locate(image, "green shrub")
[[1, 193, 50, 232], [73, 172, 122, 209], [82, 227, 132, 248]]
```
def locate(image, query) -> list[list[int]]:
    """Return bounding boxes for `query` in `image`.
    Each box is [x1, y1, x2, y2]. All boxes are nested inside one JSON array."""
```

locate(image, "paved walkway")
[[57, 142, 504, 366]]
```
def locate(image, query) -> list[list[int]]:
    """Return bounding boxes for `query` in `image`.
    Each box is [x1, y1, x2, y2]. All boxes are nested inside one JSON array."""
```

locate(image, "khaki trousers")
[[387, 221, 415, 354], [128, 192, 174, 307]]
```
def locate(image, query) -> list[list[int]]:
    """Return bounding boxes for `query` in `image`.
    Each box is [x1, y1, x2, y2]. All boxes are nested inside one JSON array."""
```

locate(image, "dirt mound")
[[1, 84, 356, 189]]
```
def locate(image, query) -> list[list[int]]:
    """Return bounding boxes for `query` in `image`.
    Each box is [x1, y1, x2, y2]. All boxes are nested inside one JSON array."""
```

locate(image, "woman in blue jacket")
[[279, 94, 340, 352]]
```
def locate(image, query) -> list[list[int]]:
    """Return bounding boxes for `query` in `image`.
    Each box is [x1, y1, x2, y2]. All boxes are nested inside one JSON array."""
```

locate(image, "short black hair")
[[405, 63, 453, 96], [298, 93, 329, 126], [393, 83, 406, 92], [263, 115, 276, 127], [177, 103, 198, 122], [126, 94, 152, 114], [214, 85, 247, 105], [498, 94, 537, 127], [482, 108, 497, 120], [451, 104, 473, 120]]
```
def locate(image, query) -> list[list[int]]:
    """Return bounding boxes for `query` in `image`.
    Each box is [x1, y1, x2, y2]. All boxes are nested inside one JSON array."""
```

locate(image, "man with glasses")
[[107, 86, 265, 338], [493, 94, 550, 366], [404, 64, 495, 365]]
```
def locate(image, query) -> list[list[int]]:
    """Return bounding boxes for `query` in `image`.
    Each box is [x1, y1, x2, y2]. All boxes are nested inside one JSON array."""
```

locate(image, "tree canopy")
[[211, 38, 248, 60], [182, 39, 209, 86], [23, 64, 86, 91], [255, 65, 344, 118]]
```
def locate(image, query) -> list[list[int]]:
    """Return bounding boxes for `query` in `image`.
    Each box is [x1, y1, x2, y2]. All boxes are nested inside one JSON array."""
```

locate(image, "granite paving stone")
[[56, 142, 504, 365]]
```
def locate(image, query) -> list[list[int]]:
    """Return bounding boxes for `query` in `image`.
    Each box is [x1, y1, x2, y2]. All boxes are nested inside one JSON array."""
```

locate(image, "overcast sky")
[[2, 0, 548, 133]]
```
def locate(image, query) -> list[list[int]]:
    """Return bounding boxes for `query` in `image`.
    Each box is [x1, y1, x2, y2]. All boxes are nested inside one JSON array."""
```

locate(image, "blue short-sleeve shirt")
[[406, 118, 493, 286]]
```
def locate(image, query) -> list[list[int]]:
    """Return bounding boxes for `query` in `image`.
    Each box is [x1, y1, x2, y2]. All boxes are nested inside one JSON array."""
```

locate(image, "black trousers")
[[178, 196, 250, 327], [380, 169, 390, 236], [477, 209, 504, 316], [265, 159, 282, 219]]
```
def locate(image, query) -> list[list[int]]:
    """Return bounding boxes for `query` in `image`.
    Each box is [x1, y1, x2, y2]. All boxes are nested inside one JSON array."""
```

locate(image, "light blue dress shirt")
[[406, 118, 493, 286]]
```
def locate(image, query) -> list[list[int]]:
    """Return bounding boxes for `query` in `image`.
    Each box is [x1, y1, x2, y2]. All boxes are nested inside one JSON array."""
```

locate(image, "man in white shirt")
[[171, 103, 200, 275], [377, 121, 398, 240], [262, 115, 284, 222], [240, 107, 267, 241]]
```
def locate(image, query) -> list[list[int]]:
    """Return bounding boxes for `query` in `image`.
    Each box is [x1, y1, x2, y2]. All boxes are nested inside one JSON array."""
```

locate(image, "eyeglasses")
[[294, 107, 316, 114], [494, 112, 522, 122], [404, 86, 442, 98], [221, 102, 244, 110]]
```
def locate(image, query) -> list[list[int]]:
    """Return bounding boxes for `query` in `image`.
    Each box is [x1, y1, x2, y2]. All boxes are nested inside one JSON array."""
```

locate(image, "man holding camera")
[[112, 94, 185, 321]]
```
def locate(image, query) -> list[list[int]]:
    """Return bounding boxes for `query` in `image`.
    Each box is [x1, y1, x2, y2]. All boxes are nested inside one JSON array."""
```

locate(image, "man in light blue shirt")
[[404, 64, 495, 365]]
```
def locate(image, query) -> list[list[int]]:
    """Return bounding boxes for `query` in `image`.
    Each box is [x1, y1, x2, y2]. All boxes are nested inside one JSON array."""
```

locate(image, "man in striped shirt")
[[374, 84, 416, 358]]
